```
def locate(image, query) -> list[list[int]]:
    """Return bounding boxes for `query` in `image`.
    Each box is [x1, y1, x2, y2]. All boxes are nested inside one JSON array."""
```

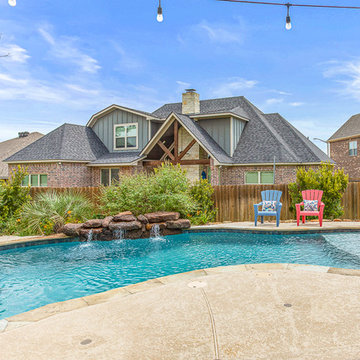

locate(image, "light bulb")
[[285, 18, 292, 30], [8, 0, 16, 6], [157, 7, 163, 22]]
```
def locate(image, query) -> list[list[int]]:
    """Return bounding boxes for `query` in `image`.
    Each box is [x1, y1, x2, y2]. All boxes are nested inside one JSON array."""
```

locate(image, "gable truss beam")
[[178, 139, 197, 160], [157, 140, 175, 161]]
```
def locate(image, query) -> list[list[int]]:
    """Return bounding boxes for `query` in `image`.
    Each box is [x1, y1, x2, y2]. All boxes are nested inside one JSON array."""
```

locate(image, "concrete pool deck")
[[0, 264, 360, 359]]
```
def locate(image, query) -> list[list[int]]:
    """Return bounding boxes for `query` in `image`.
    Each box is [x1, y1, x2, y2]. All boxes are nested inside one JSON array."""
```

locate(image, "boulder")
[[102, 216, 114, 228], [61, 223, 83, 237], [109, 221, 142, 231], [166, 219, 191, 230], [83, 219, 103, 228], [137, 214, 149, 224], [144, 211, 180, 223], [113, 212, 137, 222]]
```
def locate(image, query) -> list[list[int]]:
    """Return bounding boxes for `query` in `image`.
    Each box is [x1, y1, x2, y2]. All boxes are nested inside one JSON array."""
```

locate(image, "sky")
[[0, 0, 360, 153]]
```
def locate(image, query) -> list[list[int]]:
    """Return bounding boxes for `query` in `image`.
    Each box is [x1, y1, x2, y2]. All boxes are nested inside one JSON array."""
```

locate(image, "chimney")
[[182, 89, 200, 114], [18, 131, 30, 138]]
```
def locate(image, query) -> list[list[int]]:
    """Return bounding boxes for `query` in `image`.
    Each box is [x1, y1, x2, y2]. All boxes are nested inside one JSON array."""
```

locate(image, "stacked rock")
[[61, 211, 191, 241]]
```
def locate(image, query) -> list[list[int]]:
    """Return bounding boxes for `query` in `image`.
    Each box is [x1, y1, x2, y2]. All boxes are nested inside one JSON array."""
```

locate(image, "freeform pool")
[[0, 231, 359, 319]]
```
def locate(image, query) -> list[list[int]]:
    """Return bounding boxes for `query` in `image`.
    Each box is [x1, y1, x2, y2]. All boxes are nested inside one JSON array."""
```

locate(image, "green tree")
[[288, 162, 348, 219]]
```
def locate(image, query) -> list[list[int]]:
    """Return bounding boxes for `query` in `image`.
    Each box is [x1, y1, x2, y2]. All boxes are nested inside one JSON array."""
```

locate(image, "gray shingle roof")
[[0, 132, 43, 178], [90, 152, 143, 165], [328, 113, 360, 141], [5, 124, 108, 162], [152, 96, 252, 120]]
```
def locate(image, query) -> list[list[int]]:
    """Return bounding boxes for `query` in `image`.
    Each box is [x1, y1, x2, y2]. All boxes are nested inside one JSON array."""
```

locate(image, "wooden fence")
[[29, 183, 360, 222]]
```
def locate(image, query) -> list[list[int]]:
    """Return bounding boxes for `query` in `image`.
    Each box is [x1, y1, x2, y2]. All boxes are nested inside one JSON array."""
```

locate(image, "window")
[[114, 123, 138, 150], [101, 169, 120, 186], [22, 174, 48, 187], [245, 171, 274, 184], [349, 141, 357, 156]]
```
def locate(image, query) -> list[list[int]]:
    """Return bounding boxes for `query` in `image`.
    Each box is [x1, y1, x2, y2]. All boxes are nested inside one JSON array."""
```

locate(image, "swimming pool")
[[1, 231, 359, 319]]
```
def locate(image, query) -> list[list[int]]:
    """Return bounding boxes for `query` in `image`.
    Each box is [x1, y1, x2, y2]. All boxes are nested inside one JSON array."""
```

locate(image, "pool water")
[[0, 231, 359, 319]]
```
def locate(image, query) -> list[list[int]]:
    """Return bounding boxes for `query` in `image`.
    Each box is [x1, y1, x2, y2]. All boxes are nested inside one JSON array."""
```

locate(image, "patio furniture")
[[296, 190, 325, 227], [254, 190, 282, 227]]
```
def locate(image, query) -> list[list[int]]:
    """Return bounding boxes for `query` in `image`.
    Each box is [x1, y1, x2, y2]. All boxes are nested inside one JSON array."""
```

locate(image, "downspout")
[[273, 156, 276, 184]]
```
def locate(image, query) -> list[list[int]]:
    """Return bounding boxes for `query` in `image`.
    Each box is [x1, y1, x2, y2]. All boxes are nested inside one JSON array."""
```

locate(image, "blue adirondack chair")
[[253, 190, 282, 227]]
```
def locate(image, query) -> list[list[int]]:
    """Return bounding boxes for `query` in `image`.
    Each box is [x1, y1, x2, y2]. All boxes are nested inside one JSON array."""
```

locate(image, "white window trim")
[[22, 174, 48, 187], [244, 171, 274, 185], [349, 140, 357, 156], [114, 123, 138, 151]]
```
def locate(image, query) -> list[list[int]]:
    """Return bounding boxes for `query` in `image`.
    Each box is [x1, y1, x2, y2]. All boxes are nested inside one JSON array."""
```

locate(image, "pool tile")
[[125, 278, 164, 294], [159, 269, 207, 284], [245, 263, 288, 271], [82, 287, 131, 306]]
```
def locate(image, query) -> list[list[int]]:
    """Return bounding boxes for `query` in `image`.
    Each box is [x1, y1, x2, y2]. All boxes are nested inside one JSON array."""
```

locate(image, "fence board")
[[28, 183, 360, 222]]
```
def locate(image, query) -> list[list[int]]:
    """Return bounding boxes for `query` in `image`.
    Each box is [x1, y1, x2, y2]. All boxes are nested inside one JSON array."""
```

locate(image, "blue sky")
[[0, 0, 360, 152]]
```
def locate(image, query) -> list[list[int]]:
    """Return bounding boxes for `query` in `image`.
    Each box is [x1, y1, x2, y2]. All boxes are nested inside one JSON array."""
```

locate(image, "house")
[[5, 90, 330, 187], [0, 132, 43, 181], [328, 113, 360, 180]]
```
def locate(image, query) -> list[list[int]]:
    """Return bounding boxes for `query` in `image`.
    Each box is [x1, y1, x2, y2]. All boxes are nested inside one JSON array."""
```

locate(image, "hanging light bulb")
[[157, 0, 163, 22], [8, 0, 16, 6], [285, 3, 292, 30]]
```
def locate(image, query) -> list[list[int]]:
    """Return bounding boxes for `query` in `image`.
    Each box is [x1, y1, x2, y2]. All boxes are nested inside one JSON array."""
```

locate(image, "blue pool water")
[[1, 231, 360, 319]]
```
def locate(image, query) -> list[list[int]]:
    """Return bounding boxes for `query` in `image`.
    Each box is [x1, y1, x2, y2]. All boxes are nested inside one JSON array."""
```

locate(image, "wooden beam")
[[143, 159, 210, 167], [173, 121, 179, 161], [157, 140, 175, 161], [178, 139, 197, 160]]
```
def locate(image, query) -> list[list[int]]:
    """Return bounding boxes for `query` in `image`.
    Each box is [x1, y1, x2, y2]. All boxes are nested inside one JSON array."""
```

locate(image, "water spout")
[[87, 229, 93, 242], [150, 224, 165, 241], [114, 228, 126, 241]]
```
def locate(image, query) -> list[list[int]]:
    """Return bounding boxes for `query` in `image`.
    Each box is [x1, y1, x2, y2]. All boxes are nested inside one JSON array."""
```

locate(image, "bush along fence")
[[30, 182, 360, 223]]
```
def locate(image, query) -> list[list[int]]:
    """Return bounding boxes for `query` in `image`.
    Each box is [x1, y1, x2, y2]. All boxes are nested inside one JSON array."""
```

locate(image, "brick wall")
[[330, 137, 360, 179], [214, 164, 318, 185], [9, 162, 93, 187]]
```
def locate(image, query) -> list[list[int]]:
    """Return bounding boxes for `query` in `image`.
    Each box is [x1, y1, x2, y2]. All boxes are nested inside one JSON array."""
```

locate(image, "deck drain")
[[284, 303, 292, 307], [187, 281, 207, 289], [80, 339, 92, 345]]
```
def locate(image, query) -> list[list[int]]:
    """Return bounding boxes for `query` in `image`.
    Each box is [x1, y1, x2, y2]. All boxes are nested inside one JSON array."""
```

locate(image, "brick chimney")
[[182, 89, 200, 114]]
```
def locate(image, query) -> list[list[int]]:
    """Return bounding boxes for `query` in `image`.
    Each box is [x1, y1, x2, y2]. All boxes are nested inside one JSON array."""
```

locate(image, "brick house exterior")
[[5, 91, 330, 187], [328, 114, 360, 180]]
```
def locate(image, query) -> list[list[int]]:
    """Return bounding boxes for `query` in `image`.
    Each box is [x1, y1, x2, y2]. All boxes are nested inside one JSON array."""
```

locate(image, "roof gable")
[[328, 114, 360, 141]]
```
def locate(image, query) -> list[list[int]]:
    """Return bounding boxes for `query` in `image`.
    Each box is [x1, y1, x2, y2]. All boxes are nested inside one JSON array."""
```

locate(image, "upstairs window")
[[349, 141, 357, 156], [114, 123, 138, 150], [22, 174, 48, 187], [101, 169, 120, 186], [245, 171, 274, 184]]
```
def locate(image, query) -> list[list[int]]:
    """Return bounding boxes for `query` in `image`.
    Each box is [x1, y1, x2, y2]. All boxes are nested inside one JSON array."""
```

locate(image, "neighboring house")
[[328, 113, 360, 180], [5, 90, 330, 187], [0, 132, 43, 181]]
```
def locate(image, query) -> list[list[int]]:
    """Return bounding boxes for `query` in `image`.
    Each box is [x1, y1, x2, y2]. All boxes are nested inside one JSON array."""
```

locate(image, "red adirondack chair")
[[296, 190, 325, 227]]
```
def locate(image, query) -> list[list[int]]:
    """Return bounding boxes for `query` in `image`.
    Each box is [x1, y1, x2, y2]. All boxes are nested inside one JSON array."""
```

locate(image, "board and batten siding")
[[198, 118, 231, 155], [231, 118, 246, 156], [91, 109, 149, 153]]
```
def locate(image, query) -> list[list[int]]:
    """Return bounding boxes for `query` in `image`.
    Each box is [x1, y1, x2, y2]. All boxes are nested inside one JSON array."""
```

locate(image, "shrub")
[[288, 162, 348, 219], [100, 163, 196, 216], [188, 179, 217, 225], [0, 166, 31, 232], [18, 190, 95, 235]]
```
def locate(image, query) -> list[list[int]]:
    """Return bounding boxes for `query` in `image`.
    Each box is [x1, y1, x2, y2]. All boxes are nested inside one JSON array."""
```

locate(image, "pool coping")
[[2, 224, 360, 251], [1, 262, 360, 334]]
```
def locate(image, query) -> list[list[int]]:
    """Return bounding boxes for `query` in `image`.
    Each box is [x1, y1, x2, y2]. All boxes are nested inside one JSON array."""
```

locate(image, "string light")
[[217, 0, 360, 30], [157, 0, 163, 22], [8, 0, 16, 7]]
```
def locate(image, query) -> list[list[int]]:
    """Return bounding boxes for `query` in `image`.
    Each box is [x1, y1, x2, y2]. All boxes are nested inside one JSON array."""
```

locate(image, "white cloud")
[[112, 43, 144, 72], [196, 20, 244, 44], [211, 77, 258, 97], [0, 44, 30, 63], [265, 98, 284, 105], [289, 102, 304, 107], [38, 27, 101, 74], [323, 59, 360, 101]]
